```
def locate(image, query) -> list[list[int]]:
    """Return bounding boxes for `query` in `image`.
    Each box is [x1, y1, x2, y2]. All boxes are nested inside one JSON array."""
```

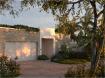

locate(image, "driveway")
[[17, 59, 104, 78], [18, 60, 71, 78]]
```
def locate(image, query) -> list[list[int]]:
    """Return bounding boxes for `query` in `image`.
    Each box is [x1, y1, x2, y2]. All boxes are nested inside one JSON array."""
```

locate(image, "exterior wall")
[[40, 28, 55, 56], [40, 27, 78, 56], [0, 27, 40, 57], [55, 34, 78, 52]]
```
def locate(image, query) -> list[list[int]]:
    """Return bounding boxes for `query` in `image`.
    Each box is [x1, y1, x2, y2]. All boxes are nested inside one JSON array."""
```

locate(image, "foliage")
[[37, 55, 49, 60], [69, 51, 90, 59], [65, 64, 89, 78], [99, 40, 105, 58], [51, 51, 70, 62], [55, 18, 77, 40], [65, 62, 105, 78], [51, 43, 90, 63], [0, 0, 17, 15], [33, 0, 105, 75], [0, 24, 39, 32], [51, 50, 90, 63], [0, 56, 20, 78], [51, 44, 70, 62], [76, 9, 93, 46], [95, 60, 105, 77], [60, 44, 68, 52]]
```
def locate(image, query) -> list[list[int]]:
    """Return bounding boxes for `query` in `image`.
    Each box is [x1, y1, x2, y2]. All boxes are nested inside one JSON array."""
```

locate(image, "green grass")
[[56, 59, 89, 64]]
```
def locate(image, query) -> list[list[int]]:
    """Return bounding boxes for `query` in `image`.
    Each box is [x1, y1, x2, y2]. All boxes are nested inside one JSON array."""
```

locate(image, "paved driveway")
[[17, 59, 104, 78], [18, 60, 71, 78]]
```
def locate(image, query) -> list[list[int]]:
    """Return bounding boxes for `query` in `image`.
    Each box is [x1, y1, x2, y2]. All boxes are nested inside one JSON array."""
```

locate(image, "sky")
[[0, 0, 86, 29], [0, 7, 56, 28]]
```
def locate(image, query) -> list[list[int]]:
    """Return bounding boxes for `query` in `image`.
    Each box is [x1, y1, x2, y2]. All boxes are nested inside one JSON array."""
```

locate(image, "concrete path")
[[18, 60, 71, 78]]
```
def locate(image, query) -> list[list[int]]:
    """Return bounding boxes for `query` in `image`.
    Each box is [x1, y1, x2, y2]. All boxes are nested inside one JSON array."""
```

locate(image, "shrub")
[[51, 44, 70, 61], [0, 56, 20, 78], [51, 50, 90, 63], [65, 64, 89, 78], [65, 61, 105, 78], [95, 60, 105, 77], [51, 43, 90, 63], [51, 51, 70, 62], [60, 44, 68, 52], [69, 51, 90, 60], [37, 55, 49, 60]]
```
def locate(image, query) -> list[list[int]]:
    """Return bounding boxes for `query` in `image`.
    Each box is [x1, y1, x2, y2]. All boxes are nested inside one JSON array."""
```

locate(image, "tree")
[[55, 17, 77, 41], [0, 0, 105, 76], [29, 0, 105, 76], [0, 0, 18, 15]]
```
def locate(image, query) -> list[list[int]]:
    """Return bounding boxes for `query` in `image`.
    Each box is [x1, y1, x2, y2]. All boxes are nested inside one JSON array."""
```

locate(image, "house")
[[0, 25, 57, 61], [0, 24, 79, 61]]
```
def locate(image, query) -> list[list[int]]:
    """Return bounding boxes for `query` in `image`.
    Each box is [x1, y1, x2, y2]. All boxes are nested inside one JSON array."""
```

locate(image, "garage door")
[[5, 42, 37, 61]]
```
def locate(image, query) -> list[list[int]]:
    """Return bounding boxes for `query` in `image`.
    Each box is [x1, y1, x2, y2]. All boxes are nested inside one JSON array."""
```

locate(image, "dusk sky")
[[0, 7, 56, 28]]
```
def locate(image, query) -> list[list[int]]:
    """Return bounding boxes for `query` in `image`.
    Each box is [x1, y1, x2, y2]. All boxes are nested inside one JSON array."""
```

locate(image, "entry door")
[[42, 38, 54, 57], [5, 42, 37, 61]]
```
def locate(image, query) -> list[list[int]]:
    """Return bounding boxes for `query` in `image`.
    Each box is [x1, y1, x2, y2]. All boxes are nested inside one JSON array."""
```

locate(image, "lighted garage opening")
[[5, 42, 37, 61]]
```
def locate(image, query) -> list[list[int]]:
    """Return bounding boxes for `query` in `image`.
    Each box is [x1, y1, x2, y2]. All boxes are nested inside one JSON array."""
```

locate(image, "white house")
[[0, 26, 57, 61], [0, 25, 78, 61]]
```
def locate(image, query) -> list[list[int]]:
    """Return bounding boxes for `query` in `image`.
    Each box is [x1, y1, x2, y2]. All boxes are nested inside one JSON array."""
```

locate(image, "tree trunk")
[[90, 3, 105, 76], [90, 1, 97, 76]]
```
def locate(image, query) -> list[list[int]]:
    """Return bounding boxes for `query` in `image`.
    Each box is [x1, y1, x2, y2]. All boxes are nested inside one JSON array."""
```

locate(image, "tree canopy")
[[31, 0, 105, 76]]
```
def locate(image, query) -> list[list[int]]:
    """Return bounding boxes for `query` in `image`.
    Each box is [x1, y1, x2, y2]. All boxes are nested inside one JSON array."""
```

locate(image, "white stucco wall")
[[39, 28, 56, 55], [0, 27, 40, 61]]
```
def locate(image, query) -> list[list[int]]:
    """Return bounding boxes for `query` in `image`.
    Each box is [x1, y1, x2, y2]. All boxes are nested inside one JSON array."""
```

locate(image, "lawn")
[[55, 59, 89, 64]]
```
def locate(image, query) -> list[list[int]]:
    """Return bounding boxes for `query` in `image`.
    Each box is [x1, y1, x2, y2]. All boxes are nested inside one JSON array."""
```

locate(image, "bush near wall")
[[51, 43, 91, 64], [0, 56, 20, 78], [50, 51, 91, 65], [65, 60, 105, 78], [0, 24, 39, 32], [51, 51, 70, 62], [37, 55, 49, 60], [69, 51, 90, 59]]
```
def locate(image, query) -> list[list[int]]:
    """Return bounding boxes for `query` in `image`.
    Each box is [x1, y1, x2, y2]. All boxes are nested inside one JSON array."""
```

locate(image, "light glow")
[[16, 50, 21, 57], [22, 44, 31, 57], [16, 43, 31, 57]]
